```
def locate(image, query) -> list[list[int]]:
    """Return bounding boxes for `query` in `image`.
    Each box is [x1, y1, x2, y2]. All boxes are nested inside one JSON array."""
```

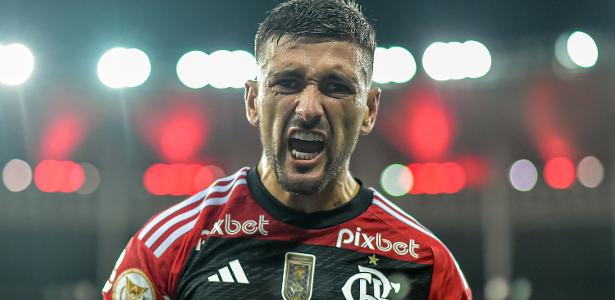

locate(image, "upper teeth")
[[291, 132, 323, 142]]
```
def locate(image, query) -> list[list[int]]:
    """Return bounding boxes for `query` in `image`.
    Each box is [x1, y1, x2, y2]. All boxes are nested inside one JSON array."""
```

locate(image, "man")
[[102, 0, 471, 299]]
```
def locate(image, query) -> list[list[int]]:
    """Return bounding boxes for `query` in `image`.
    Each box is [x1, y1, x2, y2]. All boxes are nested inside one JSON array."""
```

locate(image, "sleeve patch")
[[112, 268, 156, 300]]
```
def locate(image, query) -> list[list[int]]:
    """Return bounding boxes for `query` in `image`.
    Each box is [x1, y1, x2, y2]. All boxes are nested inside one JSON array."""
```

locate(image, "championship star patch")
[[112, 268, 155, 300], [281, 252, 316, 300]]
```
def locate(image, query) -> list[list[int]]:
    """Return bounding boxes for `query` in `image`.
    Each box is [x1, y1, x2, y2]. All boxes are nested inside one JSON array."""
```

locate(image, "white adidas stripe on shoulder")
[[137, 167, 248, 241], [153, 218, 198, 258], [370, 190, 469, 290], [370, 188, 428, 231], [144, 173, 247, 248], [150, 173, 248, 257]]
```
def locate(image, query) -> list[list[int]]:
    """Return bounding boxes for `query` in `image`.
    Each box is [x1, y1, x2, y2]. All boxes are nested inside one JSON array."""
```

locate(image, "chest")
[[175, 237, 432, 300]]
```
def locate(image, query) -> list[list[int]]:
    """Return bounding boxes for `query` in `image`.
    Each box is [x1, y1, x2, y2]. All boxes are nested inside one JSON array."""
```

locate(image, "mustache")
[[286, 114, 328, 131]]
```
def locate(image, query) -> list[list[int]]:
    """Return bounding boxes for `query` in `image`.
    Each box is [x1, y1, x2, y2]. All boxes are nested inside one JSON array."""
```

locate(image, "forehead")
[[260, 36, 368, 81]]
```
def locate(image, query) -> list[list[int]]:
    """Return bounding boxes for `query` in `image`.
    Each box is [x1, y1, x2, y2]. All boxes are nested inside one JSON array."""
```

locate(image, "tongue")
[[290, 138, 324, 153]]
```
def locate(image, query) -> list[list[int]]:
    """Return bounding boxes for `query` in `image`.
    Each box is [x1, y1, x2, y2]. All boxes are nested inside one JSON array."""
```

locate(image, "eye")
[[274, 78, 303, 93], [322, 81, 352, 97]]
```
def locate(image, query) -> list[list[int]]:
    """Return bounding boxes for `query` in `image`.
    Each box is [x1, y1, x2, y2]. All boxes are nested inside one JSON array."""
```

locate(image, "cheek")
[[260, 97, 291, 142], [332, 103, 364, 143]]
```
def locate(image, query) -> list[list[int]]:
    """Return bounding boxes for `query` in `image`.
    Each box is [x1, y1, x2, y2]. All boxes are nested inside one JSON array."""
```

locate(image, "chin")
[[277, 168, 328, 195]]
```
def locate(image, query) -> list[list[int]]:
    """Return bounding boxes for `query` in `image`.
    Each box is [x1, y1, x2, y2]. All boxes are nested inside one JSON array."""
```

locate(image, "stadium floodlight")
[[568, 32, 598, 68], [205, 50, 258, 89], [422, 42, 450, 81], [463, 41, 491, 78], [97, 47, 151, 88], [555, 31, 599, 70], [229, 50, 258, 88], [372, 46, 416, 84], [422, 40, 491, 81], [177, 51, 210, 89], [0, 43, 35, 86]]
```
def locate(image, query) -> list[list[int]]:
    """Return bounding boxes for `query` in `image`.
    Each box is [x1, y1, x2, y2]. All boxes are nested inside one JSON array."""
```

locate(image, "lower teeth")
[[292, 150, 318, 160]]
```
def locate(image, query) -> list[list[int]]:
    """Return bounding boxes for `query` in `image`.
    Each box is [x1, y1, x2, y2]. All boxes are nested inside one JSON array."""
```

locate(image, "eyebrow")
[[267, 68, 305, 82], [267, 66, 360, 87]]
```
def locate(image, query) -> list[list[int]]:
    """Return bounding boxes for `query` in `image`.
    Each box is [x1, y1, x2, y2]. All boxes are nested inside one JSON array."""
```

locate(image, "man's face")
[[246, 37, 380, 195]]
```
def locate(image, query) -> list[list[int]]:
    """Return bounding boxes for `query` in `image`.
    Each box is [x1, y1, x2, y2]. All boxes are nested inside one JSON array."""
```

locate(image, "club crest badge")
[[112, 268, 155, 300], [281, 252, 316, 300]]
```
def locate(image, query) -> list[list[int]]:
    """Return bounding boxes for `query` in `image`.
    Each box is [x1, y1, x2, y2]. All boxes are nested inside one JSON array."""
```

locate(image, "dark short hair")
[[255, 0, 376, 75]]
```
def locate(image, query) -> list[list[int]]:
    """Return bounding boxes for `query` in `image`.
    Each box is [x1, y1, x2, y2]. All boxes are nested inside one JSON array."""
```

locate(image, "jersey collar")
[[247, 167, 372, 229]]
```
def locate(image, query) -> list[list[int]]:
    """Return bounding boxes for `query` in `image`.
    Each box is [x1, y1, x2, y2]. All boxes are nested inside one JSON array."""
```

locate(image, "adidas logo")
[[207, 259, 249, 284]]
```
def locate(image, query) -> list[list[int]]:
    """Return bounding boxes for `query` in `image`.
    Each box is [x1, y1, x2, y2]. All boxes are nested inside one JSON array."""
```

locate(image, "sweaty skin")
[[245, 36, 380, 213]]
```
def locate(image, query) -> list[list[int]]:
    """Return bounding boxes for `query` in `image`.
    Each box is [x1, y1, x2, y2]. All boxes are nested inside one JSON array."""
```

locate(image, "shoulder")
[[366, 188, 471, 298], [136, 167, 251, 258], [366, 187, 435, 245], [102, 167, 252, 299]]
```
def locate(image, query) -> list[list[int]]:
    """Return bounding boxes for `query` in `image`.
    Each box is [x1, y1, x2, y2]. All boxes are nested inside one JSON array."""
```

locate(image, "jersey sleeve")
[[429, 245, 472, 300], [101, 235, 170, 300], [101, 214, 201, 300]]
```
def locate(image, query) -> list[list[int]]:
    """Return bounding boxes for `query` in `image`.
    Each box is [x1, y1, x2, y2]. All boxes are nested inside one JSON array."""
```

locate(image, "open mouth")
[[288, 130, 326, 161]]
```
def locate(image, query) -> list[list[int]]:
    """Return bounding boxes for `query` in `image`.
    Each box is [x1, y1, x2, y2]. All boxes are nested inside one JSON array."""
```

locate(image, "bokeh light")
[[408, 162, 467, 194], [372, 46, 417, 84], [0, 43, 35, 86], [567, 31, 598, 68], [206, 50, 257, 89], [34, 160, 85, 193], [555, 31, 599, 70], [380, 164, 414, 196], [2, 159, 33, 192], [509, 159, 538, 192], [77, 163, 101, 195], [97, 47, 151, 88], [177, 51, 210, 89], [144, 163, 225, 196], [577, 156, 604, 188], [422, 40, 491, 81], [485, 276, 510, 300], [543, 157, 575, 189]]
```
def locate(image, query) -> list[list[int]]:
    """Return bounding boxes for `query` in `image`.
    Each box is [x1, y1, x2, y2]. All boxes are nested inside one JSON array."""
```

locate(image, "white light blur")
[[372, 46, 416, 84], [97, 47, 151, 88], [567, 31, 598, 68], [422, 40, 491, 81], [77, 163, 101, 195], [2, 159, 32, 192], [464, 41, 492, 78], [177, 51, 210, 89], [0, 43, 35, 86], [205, 50, 257, 89], [509, 159, 538, 192], [230, 50, 258, 88], [422, 42, 449, 81], [577, 156, 604, 188], [380, 164, 414, 197], [485, 276, 510, 300]]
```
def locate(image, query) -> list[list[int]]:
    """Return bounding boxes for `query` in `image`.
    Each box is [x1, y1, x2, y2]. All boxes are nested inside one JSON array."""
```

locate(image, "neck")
[[257, 156, 359, 213]]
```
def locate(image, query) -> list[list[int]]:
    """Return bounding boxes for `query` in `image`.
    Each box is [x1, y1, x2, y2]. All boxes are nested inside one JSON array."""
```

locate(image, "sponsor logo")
[[342, 266, 400, 300], [112, 268, 155, 300], [204, 214, 270, 237], [336, 227, 420, 258], [207, 259, 249, 284], [281, 252, 316, 300]]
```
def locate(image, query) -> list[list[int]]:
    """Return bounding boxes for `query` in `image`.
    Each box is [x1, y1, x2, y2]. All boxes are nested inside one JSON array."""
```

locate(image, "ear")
[[244, 80, 259, 127], [359, 87, 381, 135]]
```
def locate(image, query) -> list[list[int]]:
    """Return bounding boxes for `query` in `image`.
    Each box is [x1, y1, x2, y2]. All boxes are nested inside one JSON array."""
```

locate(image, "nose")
[[295, 84, 324, 128]]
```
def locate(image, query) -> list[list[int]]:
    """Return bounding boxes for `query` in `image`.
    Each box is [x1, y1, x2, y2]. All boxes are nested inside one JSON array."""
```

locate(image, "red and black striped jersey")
[[102, 167, 471, 300]]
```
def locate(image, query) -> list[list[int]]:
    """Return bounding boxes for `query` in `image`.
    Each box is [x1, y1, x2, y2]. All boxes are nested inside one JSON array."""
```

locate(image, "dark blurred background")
[[1, 0, 614, 299]]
